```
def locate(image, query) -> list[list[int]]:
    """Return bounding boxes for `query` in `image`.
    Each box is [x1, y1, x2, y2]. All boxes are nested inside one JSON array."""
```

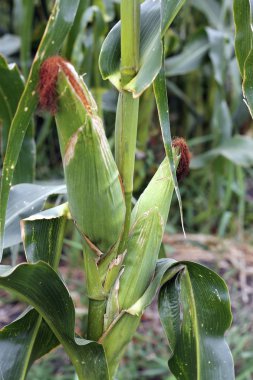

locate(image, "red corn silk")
[[172, 137, 191, 181], [38, 56, 91, 115]]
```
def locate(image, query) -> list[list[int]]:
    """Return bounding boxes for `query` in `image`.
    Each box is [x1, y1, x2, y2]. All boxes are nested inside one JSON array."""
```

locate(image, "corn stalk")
[[0, 1, 235, 379]]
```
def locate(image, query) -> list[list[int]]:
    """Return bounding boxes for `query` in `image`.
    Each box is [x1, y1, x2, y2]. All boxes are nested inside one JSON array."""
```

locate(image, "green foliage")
[[4, 183, 66, 249], [0, 55, 35, 184], [0, 0, 80, 256], [159, 262, 234, 379], [0, 0, 239, 379]]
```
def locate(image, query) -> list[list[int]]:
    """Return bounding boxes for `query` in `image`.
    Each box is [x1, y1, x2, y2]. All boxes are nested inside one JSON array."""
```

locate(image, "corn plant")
[[0, 1, 235, 379]]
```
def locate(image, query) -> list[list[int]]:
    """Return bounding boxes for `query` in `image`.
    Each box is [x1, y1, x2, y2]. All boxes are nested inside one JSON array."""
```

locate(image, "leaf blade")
[[153, 58, 185, 235], [0, 54, 35, 184], [0, 262, 109, 380], [159, 262, 234, 379], [0, 0, 80, 257], [161, 0, 186, 37]]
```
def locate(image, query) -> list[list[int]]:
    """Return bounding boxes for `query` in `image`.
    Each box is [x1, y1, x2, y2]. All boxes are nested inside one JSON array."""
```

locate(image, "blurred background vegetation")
[[0, 0, 253, 379]]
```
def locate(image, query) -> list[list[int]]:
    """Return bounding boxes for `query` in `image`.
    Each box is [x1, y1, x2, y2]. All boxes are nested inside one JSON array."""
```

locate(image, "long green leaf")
[[165, 32, 209, 76], [191, 0, 222, 29], [0, 307, 58, 380], [161, 0, 185, 37], [99, 0, 186, 96], [243, 48, 253, 117], [0, 204, 68, 380], [233, 0, 252, 77], [190, 135, 253, 169], [153, 59, 185, 235], [65, 0, 89, 59], [0, 262, 109, 380], [233, 0, 253, 117], [20, 0, 35, 77], [99, 0, 162, 96], [0, 0, 80, 258], [159, 262, 234, 379], [0, 54, 35, 184]]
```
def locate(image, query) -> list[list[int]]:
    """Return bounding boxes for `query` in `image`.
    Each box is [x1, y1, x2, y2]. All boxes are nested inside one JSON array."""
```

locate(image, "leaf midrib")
[[183, 268, 201, 379]]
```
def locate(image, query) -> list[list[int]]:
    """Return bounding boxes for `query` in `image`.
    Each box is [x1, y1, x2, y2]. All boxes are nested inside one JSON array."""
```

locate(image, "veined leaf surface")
[[0, 54, 35, 184], [0, 262, 109, 380], [159, 262, 234, 379], [0, 202, 67, 379], [99, 0, 185, 96]]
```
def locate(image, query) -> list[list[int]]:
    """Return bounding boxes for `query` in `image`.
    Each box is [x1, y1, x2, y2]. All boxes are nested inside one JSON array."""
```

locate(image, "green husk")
[[100, 154, 179, 375], [131, 150, 179, 225], [54, 67, 126, 254], [118, 207, 163, 310]]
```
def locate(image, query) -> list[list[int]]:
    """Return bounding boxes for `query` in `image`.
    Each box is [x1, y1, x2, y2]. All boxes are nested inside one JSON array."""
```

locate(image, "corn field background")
[[0, 0, 253, 379]]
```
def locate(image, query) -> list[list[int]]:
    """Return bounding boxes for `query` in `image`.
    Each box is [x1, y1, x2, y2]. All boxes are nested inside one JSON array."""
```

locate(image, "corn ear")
[[100, 154, 179, 374], [131, 153, 179, 226], [118, 207, 163, 310], [118, 154, 178, 310], [53, 65, 125, 253]]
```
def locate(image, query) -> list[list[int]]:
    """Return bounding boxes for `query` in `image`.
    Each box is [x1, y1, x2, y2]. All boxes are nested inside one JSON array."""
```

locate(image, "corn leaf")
[[165, 32, 209, 76], [93, 0, 115, 22], [0, 307, 59, 380], [0, 0, 80, 258], [0, 262, 109, 380], [159, 262, 234, 379], [153, 61, 185, 235], [0, 54, 35, 184], [161, 0, 186, 37], [233, 0, 253, 117], [4, 183, 66, 249], [233, 0, 252, 77], [0, 204, 68, 380], [190, 135, 253, 169], [99, 0, 162, 96], [191, 0, 222, 29], [19, 0, 35, 77], [99, 0, 185, 96], [65, 0, 89, 59], [206, 28, 228, 86]]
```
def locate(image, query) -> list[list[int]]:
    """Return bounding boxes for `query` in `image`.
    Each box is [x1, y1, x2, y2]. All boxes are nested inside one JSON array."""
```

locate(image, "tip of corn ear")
[[172, 137, 191, 181], [38, 55, 92, 115]]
